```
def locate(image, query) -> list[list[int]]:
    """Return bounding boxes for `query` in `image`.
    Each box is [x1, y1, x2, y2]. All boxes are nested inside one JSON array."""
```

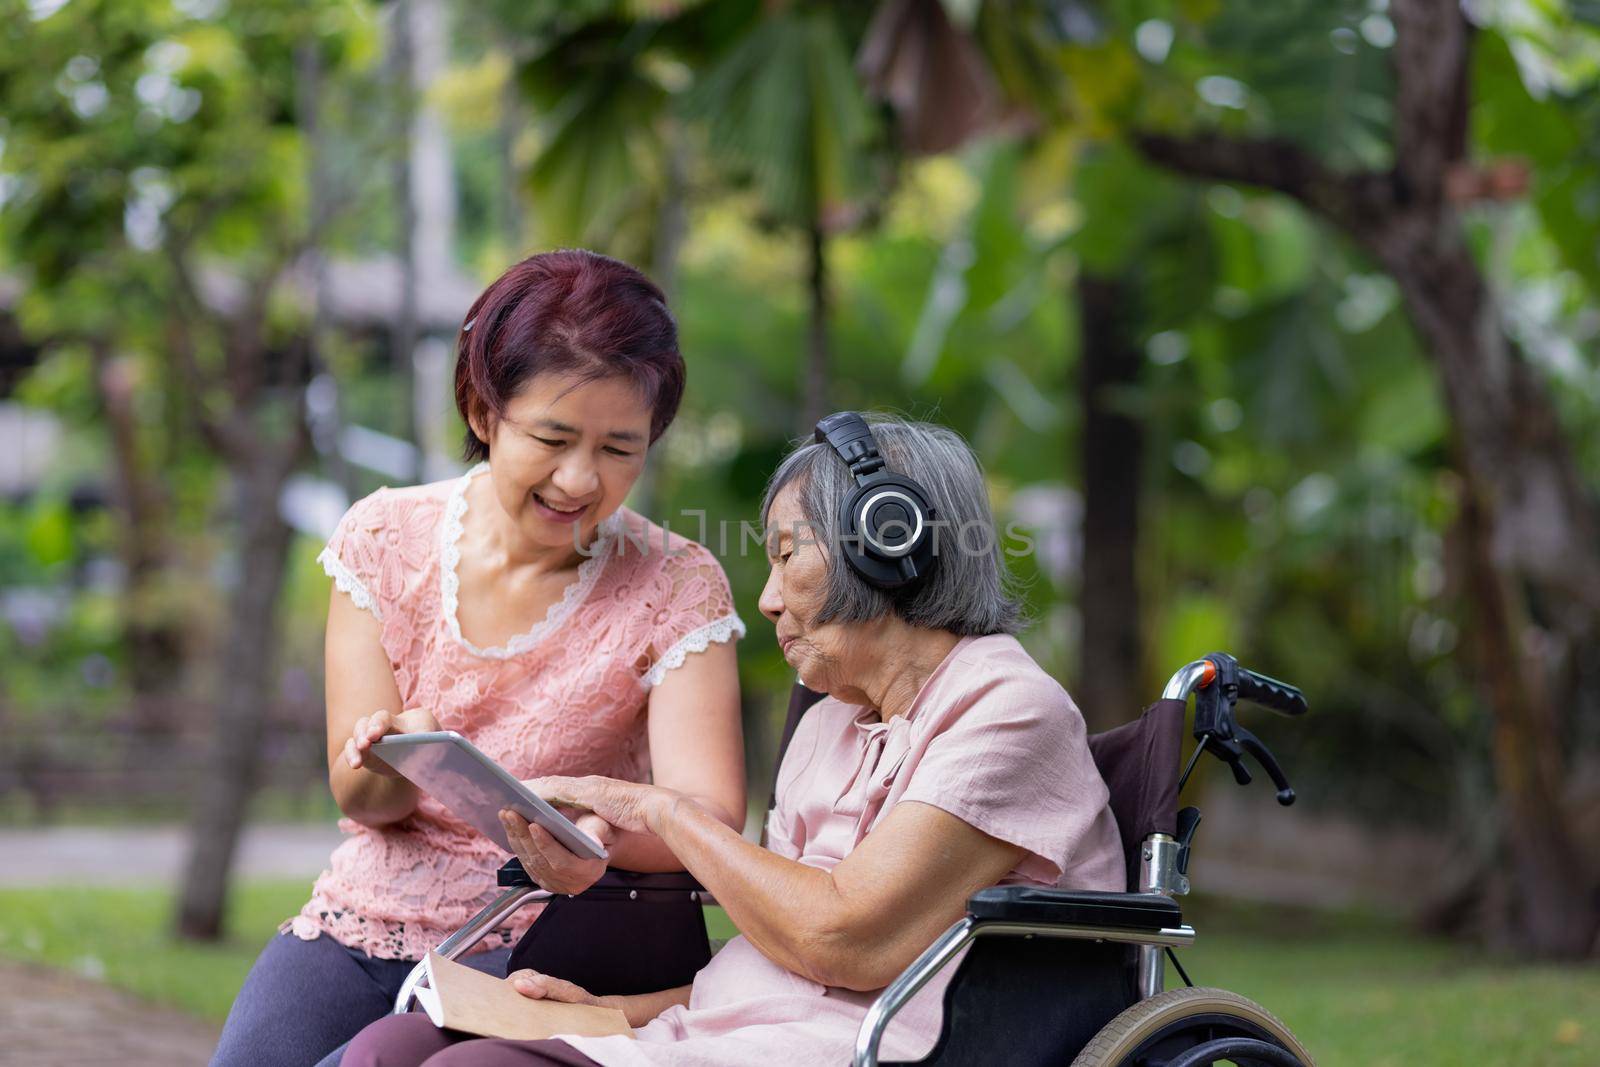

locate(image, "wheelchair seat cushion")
[[504, 874, 711, 996]]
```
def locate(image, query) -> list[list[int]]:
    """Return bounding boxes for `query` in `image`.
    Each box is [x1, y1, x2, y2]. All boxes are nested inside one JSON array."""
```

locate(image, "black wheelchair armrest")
[[967, 887, 1182, 930], [497, 857, 537, 886], [497, 859, 707, 897]]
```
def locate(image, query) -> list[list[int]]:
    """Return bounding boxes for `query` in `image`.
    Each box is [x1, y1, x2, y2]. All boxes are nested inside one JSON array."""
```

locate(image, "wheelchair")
[[395, 652, 1316, 1067]]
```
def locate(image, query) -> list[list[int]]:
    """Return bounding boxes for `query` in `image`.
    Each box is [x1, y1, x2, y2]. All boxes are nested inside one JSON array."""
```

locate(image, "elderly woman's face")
[[758, 483, 848, 688], [472, 372, 651, 552]]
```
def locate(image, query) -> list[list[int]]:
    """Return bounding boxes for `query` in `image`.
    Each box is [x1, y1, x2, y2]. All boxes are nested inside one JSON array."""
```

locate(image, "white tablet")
[[371, 732, 608, 862]]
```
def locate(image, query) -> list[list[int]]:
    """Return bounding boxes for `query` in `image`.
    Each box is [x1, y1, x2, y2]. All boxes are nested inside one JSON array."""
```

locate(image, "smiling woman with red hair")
[[211, 250, 748, 1067]]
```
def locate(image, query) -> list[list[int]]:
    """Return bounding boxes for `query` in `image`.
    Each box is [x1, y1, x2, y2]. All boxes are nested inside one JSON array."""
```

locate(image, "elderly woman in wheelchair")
[[342, 413, 1316, 1067]]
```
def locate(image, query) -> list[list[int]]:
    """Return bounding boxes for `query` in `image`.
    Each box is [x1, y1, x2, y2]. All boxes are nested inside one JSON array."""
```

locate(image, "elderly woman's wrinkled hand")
[[498, 807, 616, 896], [523, 775, 677, 836], [508, 967, 607, 1007]]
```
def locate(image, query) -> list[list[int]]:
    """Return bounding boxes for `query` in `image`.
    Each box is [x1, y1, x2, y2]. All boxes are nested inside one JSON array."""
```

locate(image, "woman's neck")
[[850, 621, 963, 723], [470, 475, 589, 575]]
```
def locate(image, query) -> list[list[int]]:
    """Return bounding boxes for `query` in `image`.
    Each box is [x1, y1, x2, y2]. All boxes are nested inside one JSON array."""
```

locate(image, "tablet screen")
[[371, 732, 608, 861]]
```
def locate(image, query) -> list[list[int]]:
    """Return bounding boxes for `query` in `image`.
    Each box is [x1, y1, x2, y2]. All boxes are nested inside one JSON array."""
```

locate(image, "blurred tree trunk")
[[1138, 0, 1600, 957], [406, 0, 461, 482], [498, 55, 526, 253], [1077, 273, 1145, 733], [1379, 223, 1598, 958], [802, 218, 831, 433], [1450, 469, 1591, 954], [176, 446, 303, 939], [167, 233, 312, 940], [652, 120, 690, 304], [631, 120, 691, 518], [297, 41, 355, 499], [88, 339, 184, 733]]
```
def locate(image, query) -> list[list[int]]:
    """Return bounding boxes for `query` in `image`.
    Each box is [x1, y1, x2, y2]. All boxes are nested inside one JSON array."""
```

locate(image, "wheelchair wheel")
[[1070, 987, 1315, 1067]]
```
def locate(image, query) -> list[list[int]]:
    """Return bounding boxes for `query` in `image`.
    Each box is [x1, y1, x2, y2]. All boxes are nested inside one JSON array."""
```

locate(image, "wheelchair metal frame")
[[853, 917, 1195, 1067]]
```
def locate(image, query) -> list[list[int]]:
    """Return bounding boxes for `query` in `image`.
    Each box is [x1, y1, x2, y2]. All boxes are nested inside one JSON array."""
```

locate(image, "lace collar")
[[439, 463, 620, 659]]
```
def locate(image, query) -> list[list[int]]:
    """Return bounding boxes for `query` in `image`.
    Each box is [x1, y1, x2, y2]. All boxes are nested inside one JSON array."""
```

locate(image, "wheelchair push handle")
[[1166, 652, 1307, 807], [1235, 667, 1308, 717], [1160, 653, 1307, 715]]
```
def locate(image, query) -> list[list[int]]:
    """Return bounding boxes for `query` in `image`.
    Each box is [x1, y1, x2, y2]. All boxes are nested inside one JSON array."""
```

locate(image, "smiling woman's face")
[[758, 483, 853, 693], [472, 371, 652, 554]]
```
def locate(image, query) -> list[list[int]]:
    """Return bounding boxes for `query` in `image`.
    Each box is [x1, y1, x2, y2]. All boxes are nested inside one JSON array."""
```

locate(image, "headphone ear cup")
[[836, 477, 939, 590]]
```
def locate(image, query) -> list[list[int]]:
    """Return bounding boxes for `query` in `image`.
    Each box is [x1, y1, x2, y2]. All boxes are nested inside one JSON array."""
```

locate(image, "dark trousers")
[[210, 932, 511, 1067], [342, 1012, 602, 1067]]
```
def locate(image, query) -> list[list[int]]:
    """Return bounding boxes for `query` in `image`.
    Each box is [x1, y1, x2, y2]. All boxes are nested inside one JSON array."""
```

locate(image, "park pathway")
[[0, 823, 344, 886], [0, 960, 218, 1066]]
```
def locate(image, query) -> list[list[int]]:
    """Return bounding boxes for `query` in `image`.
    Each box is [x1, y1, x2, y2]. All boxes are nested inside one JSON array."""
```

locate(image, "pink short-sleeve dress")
[[561, 632, 1124, 1067], [285, 463, 746, 961]]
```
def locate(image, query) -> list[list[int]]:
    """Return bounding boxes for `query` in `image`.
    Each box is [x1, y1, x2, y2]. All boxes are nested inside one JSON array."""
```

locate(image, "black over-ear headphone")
[[812, 412, 938, 590]]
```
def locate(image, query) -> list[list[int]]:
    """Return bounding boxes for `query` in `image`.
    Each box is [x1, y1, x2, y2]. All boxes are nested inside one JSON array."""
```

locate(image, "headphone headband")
[[813, 411, 885, 481]]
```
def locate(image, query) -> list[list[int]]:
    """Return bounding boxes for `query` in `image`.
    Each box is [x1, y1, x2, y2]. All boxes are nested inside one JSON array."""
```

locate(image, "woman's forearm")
[[329, 761, 420, 827], [604, 794, 741, 872], [598, 984, 692, 1028], [648, 797, 850, 986]]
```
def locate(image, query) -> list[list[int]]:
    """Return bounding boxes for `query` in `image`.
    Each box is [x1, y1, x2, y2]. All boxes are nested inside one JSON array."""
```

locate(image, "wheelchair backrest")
[[1085, 698, 1186, 890], [771, 683, 1185, 891]]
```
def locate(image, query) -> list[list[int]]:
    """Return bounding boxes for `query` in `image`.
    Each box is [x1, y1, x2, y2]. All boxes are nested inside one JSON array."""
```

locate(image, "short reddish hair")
[[454, 250, 686, 460]]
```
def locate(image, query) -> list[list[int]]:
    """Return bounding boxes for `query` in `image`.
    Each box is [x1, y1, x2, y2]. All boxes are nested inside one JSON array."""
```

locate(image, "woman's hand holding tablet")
[[343, 707, 442, 775], [498, 806, 615, 895], [370, 732, 610, 863]]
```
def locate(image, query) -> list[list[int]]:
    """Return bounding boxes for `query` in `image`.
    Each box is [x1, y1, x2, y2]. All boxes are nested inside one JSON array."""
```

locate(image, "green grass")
[[0, 881, 737, 1024], [1171, 897, 1599, 1066], [0, 886, 1594, 1064], [0, 881, 316, 1021]]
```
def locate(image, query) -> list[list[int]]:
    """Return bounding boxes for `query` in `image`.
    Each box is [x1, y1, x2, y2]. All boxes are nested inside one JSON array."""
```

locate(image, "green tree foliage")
[[1, 0, 385, 939]]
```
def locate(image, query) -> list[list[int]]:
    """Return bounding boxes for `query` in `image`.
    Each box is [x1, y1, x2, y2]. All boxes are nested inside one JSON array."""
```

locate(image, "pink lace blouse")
[[286, 464, 746, 960]]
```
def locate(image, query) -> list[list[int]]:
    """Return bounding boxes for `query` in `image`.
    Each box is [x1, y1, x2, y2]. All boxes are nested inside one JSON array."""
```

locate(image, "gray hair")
[[759, 415, 1025, 636]]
